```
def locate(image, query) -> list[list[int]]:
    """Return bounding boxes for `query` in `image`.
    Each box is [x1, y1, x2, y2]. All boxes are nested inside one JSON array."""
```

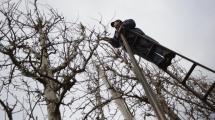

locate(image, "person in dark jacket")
[[105, 19, 175, 70]]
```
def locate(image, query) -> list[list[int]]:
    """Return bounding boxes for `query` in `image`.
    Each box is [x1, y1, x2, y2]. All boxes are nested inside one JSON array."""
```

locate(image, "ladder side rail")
[[128, 28, 215, 74], [165, 70, 215, 111], [120, 33, 167, 120], [202, 82, 215, 100]]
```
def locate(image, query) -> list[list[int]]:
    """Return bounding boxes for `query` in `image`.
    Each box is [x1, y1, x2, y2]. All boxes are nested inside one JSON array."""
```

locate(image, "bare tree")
[[0, 0, 99, 119]]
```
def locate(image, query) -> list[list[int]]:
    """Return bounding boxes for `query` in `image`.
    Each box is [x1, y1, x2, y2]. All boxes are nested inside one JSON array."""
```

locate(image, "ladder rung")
[[182, 63, 196, 85], [146, 44, 155, 57], [202, 82, 215, 100]]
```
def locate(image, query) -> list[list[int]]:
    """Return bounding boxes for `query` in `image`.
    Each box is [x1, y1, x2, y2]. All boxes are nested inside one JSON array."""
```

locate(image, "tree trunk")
[[95, 77, 105, 120], [38, 22, 61, 120], [98, 66, 134, 120], [44, 83, 61, 120]]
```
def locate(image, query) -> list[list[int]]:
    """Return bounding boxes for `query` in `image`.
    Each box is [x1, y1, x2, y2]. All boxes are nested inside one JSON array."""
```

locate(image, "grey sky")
[[45, 0, 215, 69]]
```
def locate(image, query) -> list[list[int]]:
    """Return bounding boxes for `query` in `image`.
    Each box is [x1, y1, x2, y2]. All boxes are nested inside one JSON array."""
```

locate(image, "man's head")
[[111, 19, 122, 30]]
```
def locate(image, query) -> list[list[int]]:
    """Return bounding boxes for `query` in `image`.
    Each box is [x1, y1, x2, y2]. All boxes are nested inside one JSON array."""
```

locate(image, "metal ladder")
[[128, 29, 215, 111], [120, 33, 167, 120]]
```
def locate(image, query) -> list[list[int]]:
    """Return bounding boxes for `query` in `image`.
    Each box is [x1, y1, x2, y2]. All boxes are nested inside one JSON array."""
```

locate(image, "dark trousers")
[[132, 38, 172, 66]]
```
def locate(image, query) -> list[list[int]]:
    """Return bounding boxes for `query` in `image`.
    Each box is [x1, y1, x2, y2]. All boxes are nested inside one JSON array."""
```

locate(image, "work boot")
[[157, 53, 175, 70], [164, 52, 176, 60], [157, 59, 168, 70], [162, 52, 176, 69]]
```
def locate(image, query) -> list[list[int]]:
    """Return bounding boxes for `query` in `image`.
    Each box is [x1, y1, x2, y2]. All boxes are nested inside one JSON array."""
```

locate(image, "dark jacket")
[[109, 19, 158, 59]]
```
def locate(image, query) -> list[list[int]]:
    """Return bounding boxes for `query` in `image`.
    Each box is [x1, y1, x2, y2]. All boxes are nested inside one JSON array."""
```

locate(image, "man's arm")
[[109, 37, 121, 48], [102, 37, 121, 48], [101, 33, 121, 48]]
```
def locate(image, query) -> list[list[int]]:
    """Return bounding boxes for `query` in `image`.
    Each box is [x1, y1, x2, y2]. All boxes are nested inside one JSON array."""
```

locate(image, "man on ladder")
[[103, 19, 215, 113], [104, 19, 176, 70]]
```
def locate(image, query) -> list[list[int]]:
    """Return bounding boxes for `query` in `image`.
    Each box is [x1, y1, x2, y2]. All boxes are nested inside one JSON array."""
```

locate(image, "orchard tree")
[[0, 0, 100, 119]]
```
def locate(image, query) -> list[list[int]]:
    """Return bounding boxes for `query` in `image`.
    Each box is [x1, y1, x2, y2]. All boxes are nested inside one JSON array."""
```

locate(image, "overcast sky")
[[44, 0, 215, 70]]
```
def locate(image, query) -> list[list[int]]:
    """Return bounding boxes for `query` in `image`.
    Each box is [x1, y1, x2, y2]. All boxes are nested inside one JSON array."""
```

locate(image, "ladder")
[[120, 33, 167, 120], [128, 29, 215, 111]]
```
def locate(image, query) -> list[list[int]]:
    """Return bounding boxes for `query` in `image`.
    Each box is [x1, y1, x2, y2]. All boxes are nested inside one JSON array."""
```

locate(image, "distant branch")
[[0, 99, 13, 120]]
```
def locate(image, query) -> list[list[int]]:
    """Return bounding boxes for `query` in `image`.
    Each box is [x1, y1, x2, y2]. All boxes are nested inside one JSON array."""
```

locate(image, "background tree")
[[0, 0, 100, 119], [0, 0, 214, 120]]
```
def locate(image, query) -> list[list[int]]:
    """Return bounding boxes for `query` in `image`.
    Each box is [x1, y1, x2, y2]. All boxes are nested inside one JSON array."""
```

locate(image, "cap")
[[111, 19, 122, 27]]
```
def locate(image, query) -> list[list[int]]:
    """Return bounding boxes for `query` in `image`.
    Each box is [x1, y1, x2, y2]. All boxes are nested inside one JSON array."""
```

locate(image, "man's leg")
[[153, 45, 175, 57], [135, 39, 175, 69], [153, 45, 175, 69], [134, 42, 168, 69], [147, 52, 168, 69]]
